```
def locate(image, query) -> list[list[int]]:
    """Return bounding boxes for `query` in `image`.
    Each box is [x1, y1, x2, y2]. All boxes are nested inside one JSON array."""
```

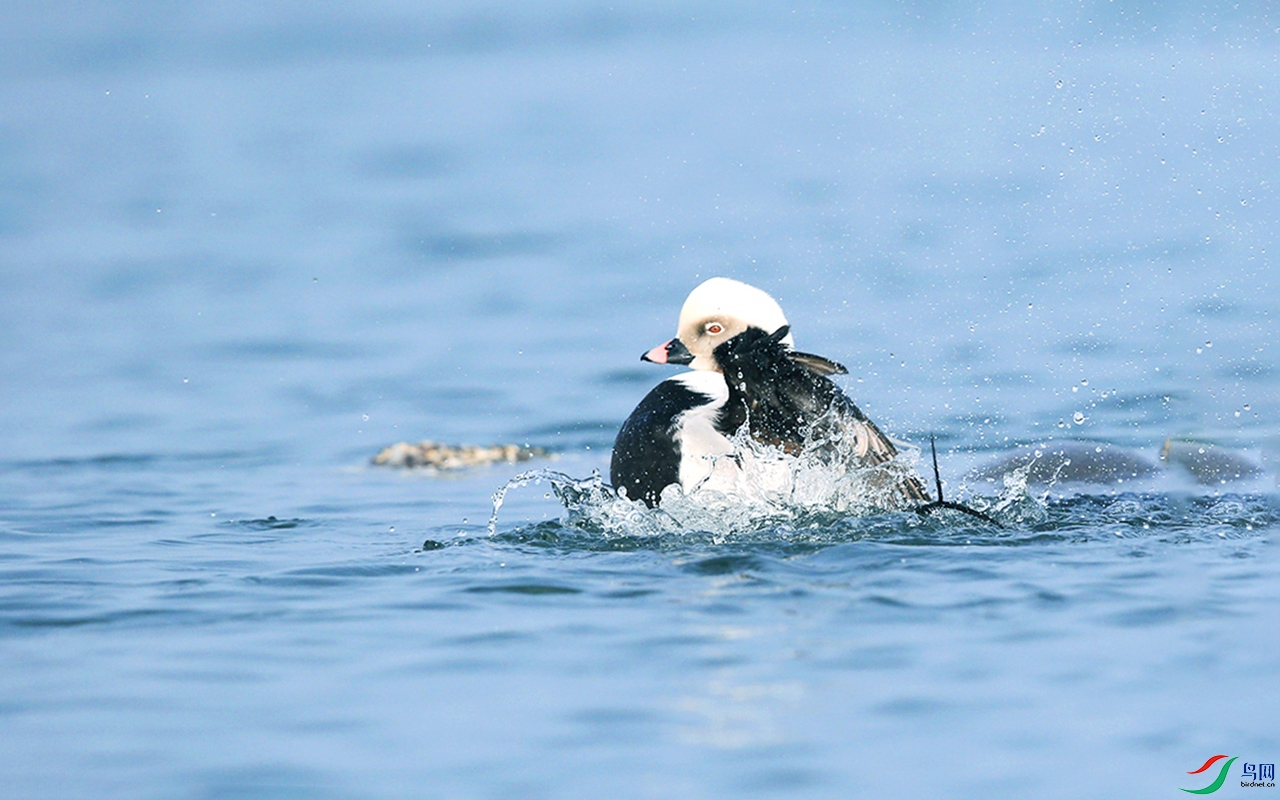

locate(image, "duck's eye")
[[705, 322, 724, 335]]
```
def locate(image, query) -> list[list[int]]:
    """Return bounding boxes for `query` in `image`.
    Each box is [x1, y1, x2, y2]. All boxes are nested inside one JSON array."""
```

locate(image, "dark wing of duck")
[[713, 326, 928, 501], [611, 378, 711, 507]]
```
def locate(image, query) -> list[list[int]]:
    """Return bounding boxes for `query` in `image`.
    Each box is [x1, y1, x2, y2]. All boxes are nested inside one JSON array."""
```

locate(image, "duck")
[[610, 277, 927, 508]]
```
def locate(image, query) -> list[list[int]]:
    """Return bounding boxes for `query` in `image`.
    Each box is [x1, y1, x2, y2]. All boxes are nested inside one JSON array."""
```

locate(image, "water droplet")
[[362, 414, 370, 421], [1072, 411, 1086, 424], [182, 377, 189, 384], [1204, 341, 1212, 348], [1055, 79, 1063, 88], [1243, 403, 1251, 411], [1081, 379, 1089, 386], [389, 526, 395, 532]]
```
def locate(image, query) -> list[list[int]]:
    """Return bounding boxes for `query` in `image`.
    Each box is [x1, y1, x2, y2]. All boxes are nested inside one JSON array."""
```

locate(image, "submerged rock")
[[372, 440, 549, 470]]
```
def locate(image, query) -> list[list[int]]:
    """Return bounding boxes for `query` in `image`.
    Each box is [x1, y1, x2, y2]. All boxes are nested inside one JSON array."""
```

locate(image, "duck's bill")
[[641, 338, 694, 365]]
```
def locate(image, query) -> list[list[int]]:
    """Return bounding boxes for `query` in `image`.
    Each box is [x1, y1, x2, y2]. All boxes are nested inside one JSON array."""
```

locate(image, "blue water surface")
[[1, 2, 1278, 798]]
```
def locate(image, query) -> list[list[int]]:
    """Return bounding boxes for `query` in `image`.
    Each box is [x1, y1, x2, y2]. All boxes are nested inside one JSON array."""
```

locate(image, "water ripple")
[[464, 583, 582, 595]]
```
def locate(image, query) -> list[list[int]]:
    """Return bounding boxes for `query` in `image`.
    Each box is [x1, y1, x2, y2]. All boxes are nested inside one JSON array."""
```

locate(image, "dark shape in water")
[[1161, 438, 1262, 484], [969, 442, 1161, 484], [241, 515, 308, 530], [969, 439, 1263, 486]]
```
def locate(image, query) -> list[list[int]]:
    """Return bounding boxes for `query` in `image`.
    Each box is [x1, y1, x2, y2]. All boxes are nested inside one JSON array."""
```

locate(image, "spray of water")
[[488, 433, 1028, 539]]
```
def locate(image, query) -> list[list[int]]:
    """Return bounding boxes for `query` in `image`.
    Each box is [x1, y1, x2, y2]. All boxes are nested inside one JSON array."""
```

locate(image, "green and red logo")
[[1183, 755, 1238, 794]]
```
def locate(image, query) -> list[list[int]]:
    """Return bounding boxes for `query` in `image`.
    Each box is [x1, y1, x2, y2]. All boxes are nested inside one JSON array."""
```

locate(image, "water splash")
[[984, 455, 1052, 525], [485, 431, 1279, 546], [488, 435, 1003, 541]]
